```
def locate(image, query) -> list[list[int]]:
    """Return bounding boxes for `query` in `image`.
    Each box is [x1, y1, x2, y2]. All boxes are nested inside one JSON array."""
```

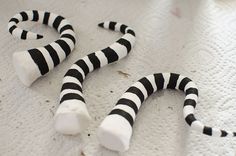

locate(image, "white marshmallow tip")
[[97, 115, 132, 152], [98, 126, 129, 152], [12, 52, 40, 86], [54, 111, 91, 135]]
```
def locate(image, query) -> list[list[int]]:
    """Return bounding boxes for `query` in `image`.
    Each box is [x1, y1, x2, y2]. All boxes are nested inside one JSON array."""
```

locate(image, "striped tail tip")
[[37, 34, 43, 39], [54, 100, 92, 135], [98, 22, 104, 27]]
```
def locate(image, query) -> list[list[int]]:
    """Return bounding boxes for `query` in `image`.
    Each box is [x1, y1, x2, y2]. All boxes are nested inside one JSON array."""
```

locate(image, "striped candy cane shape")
[[54, 21, 136, 135], [98, 73, 234, 152], [8, 10, 76, 86]]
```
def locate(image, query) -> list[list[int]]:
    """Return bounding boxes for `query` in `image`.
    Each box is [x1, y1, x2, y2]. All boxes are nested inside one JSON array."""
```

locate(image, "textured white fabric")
[[1, 0, 236, 156]]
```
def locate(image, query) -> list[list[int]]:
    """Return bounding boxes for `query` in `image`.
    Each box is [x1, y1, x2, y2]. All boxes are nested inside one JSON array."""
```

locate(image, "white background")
[[1, 0, 236, 155]]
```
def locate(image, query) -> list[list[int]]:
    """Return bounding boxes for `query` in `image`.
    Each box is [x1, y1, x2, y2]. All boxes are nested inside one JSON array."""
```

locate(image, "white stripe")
[[146, 75, 157, 92], [61, 29, 75, 36], [25, 11, 34, 20], [121, 34, 136, 47], [63, 76, 82, 87], [176, 75, 185, 90], [132, 82, 148, 99], [8, 22, 15, 30], [13, 13, 23, 21], [109, 42, 127, 59], [113, 105, 136, 120], [70, 64, 85, 79], [226, 131, 233, 137], [49, 42, 66, 62], [115, 23, 122, 32], [103, 21, 110, 29], [184, 81, 198, 92], [120, 92, 142, 109], [60, 38, 75, 50], [82, 56, 94, 72], [212, 128, 222, 137], [12, 28, 23, 38], [183, 105, 195, 118], [162, 73, 171, 89], [48, 13, 58, 27], [185, 94, 198, 103], [95, 51, 108, 67], [26, 31, 38, 39], [37, 10, 45, 23], [58, 19, 70, 31], [60, 89, 83, 100], [37, 47, 54, 70], [191, 120, 204, 132], [125, 27, 133, 33]]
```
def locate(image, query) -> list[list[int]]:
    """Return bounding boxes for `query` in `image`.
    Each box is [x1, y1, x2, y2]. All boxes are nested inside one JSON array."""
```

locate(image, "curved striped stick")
[[98, 73, 234, 152], [54, 21, 136, 135], [8, 10, 76, 86]]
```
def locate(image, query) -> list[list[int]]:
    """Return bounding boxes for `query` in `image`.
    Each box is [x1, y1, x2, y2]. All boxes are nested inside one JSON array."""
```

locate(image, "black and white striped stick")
[[8, 10, 76, 86], [54, 21, 136, 135], [98, 73, 234, 152]]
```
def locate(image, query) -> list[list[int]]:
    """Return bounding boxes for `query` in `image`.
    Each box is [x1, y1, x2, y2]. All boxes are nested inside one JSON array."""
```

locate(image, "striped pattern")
[[55, 21, 136, 134], [102, 73, 235, 138], [8, 10, 76, 84]]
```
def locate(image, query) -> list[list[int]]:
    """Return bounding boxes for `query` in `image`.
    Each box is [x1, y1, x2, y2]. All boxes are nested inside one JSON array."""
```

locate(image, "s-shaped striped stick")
[[54, 21, 136, 135]]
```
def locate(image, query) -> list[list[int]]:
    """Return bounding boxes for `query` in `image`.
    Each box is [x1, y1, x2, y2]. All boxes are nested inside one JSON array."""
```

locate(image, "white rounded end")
[[12, 52, 41, 86], [97, 115, 132, 152], [54, 100, 91, 135]]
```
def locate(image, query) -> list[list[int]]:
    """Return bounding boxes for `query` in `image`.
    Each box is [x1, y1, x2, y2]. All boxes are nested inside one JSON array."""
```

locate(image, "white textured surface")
[[1, 0, 236, 155]]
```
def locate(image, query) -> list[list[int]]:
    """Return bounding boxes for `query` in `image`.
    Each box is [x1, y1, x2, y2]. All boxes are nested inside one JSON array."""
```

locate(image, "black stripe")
[[75, 59, 89, 76], [64, 69, 83, 83], [9, 18, 19, 23], [116, 98, 138, 114], [20, 11, 28, 21], [233, 132, 236, 137], [44, 45, 60, 66], [59, 25, 74, 34], [127, 29, 135, 36], [37, 34, 43, 39], [88, 53, 101, 70], [21, 30, 27, 39], [154, 73, 164, 90], [126, 86, 145, 103], [43, 12, 50, 25], [109, 109, 134, 126], [120, 24, 128, 34], [101, 47, 119, 63], [179, 77, 192, 91], [9, 25, 17, 34], [139, 77, 154, 96], [98, 22, 104, 27], [61, 82, 82, 92], [116, 38, 131, 53], [60, 93, 84, 103], [221, 130, 228, 137], [61, 34, 76, 44], [55, 39, 71, 56], [108, 21, 116, 30], [28, 48, 49, 75], [185, 88, 198, 96], [184, 99, 196, 108], [185, 114, 196, 126], [167, 73, 179, 89], [53, 15, 65, 30], [32, 10, 39, 21], [203, 126, 212, 136]]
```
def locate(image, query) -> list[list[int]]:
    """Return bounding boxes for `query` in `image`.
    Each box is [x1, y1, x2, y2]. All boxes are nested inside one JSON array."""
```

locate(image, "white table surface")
[[1, 0, 236, 155]]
